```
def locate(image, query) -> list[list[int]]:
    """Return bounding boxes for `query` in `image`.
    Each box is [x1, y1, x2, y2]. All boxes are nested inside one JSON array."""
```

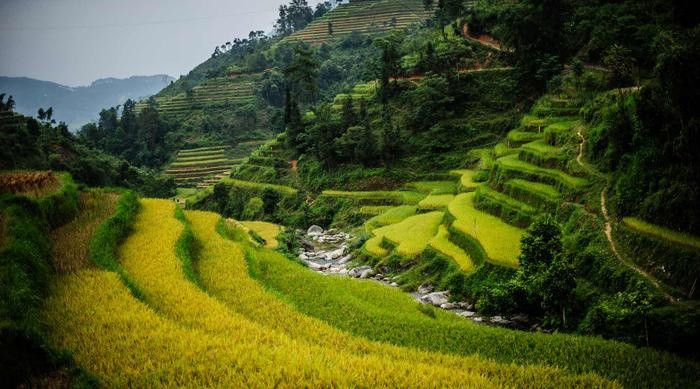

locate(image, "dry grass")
[[0, 171, 60, 197], [50, 191, 119, 273]]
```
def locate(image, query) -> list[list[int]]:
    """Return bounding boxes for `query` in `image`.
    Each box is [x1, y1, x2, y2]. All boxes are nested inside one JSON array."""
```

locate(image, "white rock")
[[337, 254, 352, 264], [458, 311, 476, 318], [325, 247, 346, 260], [390, 282, 399, 287], [457, 302, 473, 310], [298, 253, 309, 260], [307, 225, 324, 236], [421, 291, 449, 307], [440, 303, 457, 310], [472, 317, 483, 322], [359, 268, 374, 279], [417, 283, 434, 295], [338, 268, 349, 275], [304, 261, 327, 271], [349, 265, 372, 277]]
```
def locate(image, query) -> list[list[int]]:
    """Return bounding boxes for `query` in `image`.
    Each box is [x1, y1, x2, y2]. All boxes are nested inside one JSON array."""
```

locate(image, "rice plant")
[[370, 211, 444, 257], [448, 193, 522, 268], [428, 225, 476, 273], [240, 220, 282, 249]]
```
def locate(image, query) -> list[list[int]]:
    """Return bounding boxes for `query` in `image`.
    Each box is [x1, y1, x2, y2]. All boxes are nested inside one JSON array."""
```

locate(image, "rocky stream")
[[296, 225, 538, 330]]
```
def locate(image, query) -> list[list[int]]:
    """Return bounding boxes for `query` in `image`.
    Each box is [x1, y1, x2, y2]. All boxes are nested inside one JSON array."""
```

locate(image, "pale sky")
[[0, 0, 323, 86]]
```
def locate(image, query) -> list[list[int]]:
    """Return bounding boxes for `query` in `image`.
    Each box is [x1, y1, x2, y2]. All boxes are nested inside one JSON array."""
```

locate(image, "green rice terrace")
[[0, 110, 26, 131], [164, 146, 239, 189], [284, 0, 434, 45], [135, 74, 259, 117]]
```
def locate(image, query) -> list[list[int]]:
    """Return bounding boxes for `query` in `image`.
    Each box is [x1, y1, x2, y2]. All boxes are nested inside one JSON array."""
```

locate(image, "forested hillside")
[[2, 0, 699, 387]]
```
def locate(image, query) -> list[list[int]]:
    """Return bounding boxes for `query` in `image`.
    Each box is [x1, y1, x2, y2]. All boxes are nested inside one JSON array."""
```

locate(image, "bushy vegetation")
[[0, 173, 95, 387], [0, 110, 175, 198]]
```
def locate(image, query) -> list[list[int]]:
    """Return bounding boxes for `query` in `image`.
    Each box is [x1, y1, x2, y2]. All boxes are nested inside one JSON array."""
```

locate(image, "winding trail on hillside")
[[576, 127, 677, 303]]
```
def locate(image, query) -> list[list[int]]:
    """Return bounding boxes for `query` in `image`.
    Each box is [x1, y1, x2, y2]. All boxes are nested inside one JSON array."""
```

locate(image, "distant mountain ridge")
[[0, 74, 174, 130]]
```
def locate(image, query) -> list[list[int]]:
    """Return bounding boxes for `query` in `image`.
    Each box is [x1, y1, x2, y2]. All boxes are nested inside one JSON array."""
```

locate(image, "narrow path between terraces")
[[576, 127, 677, 303]]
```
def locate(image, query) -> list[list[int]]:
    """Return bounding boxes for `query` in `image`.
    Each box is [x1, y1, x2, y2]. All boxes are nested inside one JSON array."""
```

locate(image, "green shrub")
[[174, 207, 202, 288], [89, 190, 144, 299], [242, 197, 264, 220]]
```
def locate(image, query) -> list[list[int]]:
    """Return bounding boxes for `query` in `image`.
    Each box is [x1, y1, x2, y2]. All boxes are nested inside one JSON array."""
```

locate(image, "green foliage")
[[0, 111, 173, 197], [274, 0, 314, 36], [174, 207, 202, 288], [0, 176, 98, 387], [490, 215, 577, 328], [242, 197, 265, 220], [615, 221, 700, 299], [285, 44, 319, 103], [88, 190, 144, 299]]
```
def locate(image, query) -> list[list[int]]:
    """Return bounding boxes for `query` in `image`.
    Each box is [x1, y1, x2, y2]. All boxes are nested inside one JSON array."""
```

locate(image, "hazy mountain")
[[0, 75, 174, 130]]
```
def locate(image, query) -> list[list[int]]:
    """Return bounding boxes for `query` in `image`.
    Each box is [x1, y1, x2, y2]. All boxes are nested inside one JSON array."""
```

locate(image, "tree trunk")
[[562, 306, 566, 327], [644, 316, 649, 347]]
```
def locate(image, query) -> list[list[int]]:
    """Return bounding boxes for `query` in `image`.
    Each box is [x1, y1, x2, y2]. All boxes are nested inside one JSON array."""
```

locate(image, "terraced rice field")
[[44, 197, 625, 387], [284, 0, 433, 45], [370, 211, 445, 257], [240, 221, 282, 249], [450, 169, 481, 192], [221, 178, 298, 196], [364, 205, 417, 233], [322, 189, 426, 205], [0, 111, 26, 132], [50, 191, 119, 273], [407, 180, 457, 195], [135, 76, 259, 117], [470, 148, 495, 170], [507, 128, 544, 145], [448, 192, 522, 268], [418, 194, 455, 209], [504, 178, 561, 209], [247, 231, 700, 389], [0, 170, 61, 197], [359, 205, 395, 215], [622, 217, 700, 251], [474, 186, 537, 225], [331, 81, 379, 110], [429, 225, 475, 273], [358, 95, 589, 275], [38, 190, 700, 387], [164, 146, 236, 188], [496, 154, 588, 192]]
